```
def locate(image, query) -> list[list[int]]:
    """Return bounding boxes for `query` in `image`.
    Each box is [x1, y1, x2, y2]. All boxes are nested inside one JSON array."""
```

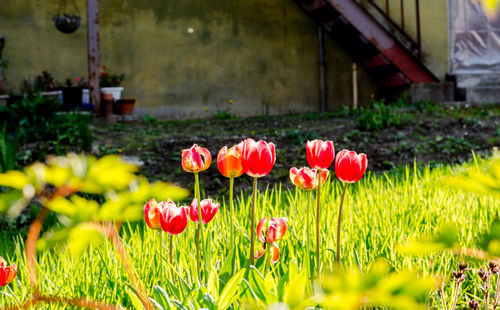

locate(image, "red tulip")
[[241, 139, 276, 178], [160, 201, 189, 235], [181, 144, 212, 173], [189, 198, 220, 224], [217, 142, 244, 178], [255, 217, 287, 264], [144, 198, 163, 230], [290, 167, 329, 191], [335, 149, 367, 183], [0, 257, 17, 287], [306, 140, 335, 170]]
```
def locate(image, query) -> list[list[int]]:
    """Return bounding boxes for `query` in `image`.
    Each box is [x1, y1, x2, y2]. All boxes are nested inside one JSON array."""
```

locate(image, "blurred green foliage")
[[0, 153, 189, 259]]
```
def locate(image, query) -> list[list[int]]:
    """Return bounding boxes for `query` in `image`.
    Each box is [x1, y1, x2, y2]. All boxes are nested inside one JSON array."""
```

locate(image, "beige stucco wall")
[[1, 1, 384, 119], [359, 0, 449, 79]]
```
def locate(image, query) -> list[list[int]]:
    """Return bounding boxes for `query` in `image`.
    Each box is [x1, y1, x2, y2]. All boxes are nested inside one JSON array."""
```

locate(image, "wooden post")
[[87, 0, 100, 114], [352, 62, 358, 109], [318, 26, 326, 113]]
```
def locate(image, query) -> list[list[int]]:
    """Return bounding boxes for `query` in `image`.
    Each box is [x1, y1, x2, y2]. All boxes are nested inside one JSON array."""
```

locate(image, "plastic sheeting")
[[450, 0, 500, 73]]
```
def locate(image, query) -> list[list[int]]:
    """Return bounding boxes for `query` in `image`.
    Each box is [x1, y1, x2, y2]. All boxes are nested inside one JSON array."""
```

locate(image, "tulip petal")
[[256, 217, 268, 243], [270, 243, 280, 264], [255, 243, 266, 260]]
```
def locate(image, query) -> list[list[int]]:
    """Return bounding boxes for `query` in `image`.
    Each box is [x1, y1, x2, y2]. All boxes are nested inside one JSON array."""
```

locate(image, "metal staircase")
[[293, 0, 438, 87]]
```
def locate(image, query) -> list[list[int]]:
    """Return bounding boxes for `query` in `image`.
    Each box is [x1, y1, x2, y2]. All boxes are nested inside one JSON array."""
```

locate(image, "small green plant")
[[143, 114, 159, 125], [212, 109, 237, 120], [285, 129, 320, 145], [355, 98, 411, 131], [0, 125, 17, 172]]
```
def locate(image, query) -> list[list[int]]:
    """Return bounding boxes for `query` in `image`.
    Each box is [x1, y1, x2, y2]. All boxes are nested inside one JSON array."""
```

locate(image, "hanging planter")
[[53, 0, 81, 34]]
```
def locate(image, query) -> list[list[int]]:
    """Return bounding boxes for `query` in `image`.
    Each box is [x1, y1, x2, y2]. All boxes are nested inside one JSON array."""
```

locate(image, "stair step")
[[465, 87, 500, 104], [408, 82, 455, 103]]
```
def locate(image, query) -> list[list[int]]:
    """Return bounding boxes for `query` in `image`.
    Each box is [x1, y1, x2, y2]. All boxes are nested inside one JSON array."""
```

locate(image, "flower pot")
[[62, 87, 82, 111], [81, 89, 92, 111], [101, 93, 114, 116], [53, 15, 81, 34], [0, 94, 8, 106], [116, 99, 135, 115], [41, 90, 63, 106], [101, 87, 124, 101]]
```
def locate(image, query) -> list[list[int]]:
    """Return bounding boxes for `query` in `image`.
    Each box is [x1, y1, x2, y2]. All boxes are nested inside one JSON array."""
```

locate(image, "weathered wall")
[[1, 0, 382, 119], [359, 0, 449, 79]]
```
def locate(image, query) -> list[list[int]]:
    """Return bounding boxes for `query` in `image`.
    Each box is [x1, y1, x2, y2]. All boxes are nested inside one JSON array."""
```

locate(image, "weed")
[[356, 99, 411, 131], [285, 129, 320, 145], [143, 114, 159, 125], [212, 109, 238, 120]]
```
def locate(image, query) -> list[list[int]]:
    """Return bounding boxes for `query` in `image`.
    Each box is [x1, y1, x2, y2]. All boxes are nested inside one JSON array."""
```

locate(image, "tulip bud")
[[0, 257, 17, 287], [159, 201, 189, 235], [306, 139, 335, 170], [217, 143, 244, 178], [189, 198, 220, 224], [335, 149, 368, 183], [289, 167, 329, 191], [241, 139, 276, 178], [181, 144, 212, 173], [144, 198, 162, 230]]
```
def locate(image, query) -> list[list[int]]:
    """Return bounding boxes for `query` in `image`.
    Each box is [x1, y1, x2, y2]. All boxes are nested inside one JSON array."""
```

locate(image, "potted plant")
[[76, 76, 92, 111], [20, 71, 63, 104], [61, 78, 82, 111], [100, 65, 124, 101]]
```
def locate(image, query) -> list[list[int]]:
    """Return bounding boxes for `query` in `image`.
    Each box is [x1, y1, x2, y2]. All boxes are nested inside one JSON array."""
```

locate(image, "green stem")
[[306, 191, 312, 277], [315, 178, 321, 276], [264, 243, 270, 275], [250, 177, 258, 266], [169, 234, 175, 282], [229, 177, 235, 251], [159, 232, 163, 285], [336, 183, 348, 265], [194, 172, 203, 280]]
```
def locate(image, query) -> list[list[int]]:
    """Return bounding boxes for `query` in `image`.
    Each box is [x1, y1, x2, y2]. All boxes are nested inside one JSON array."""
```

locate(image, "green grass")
[[0, 159, 498, 308]]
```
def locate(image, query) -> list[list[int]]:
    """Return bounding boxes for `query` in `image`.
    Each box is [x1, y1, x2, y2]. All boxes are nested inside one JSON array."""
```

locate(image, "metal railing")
[[365, 0, 421, 59]]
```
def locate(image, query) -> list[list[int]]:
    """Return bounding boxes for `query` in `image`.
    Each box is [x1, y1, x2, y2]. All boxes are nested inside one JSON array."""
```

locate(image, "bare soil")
[[92, 104, 500, 196]]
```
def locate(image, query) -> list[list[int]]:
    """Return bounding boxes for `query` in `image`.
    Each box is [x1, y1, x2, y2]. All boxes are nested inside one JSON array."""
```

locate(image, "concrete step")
[[465, 86, 500, 104], [455, 73, 500, 88], [408, 82, 455, 103]]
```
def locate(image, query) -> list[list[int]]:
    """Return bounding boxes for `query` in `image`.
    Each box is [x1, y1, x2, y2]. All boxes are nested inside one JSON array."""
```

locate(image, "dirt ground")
[[92, 103, 500, 196]]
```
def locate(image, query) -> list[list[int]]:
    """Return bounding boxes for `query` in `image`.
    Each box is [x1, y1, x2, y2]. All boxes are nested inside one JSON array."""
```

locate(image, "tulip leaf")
[[246, 266, 273, 304], [218, 269, 245, 309], [283, 271, 308, 308], [165, 279, 180, 301], [125, 286, 146, 310], [207, 264, 219, 300], [153, 285, 171, 310], [219, 247, 236, 288]]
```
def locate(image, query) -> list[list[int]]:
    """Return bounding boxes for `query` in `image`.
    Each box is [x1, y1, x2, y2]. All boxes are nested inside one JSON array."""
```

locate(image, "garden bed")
[[92, 102, 500, 196]]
